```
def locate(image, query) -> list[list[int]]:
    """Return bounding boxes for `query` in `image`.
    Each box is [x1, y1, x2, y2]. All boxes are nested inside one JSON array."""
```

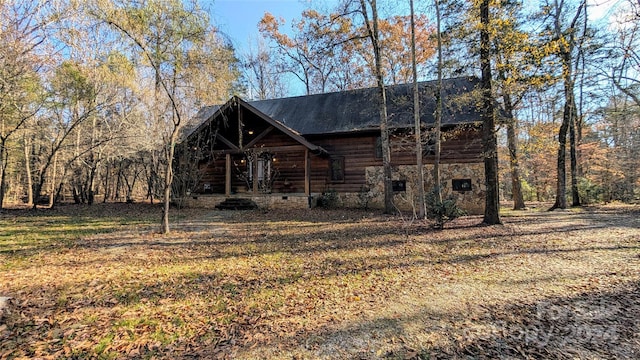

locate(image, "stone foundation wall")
[[182, 163, 484, 214], [252, 194, 316, 209], [336, 163, 485, 215], [182, 194, 316, 210]]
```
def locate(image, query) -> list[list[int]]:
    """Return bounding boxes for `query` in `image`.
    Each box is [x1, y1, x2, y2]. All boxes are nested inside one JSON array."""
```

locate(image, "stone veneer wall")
[[335, 163, 485, 215]]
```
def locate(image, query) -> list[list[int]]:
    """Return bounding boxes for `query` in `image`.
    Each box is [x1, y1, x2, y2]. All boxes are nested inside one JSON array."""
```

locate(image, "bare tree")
[[0, 0, 49, 208], [359, 0, 394, 213], [244, 37, 288, 100], [31, 60, 102, 209], [609, 0, 640, 107], [93, 0, 238, 233], [547, 0, 586, 210], [432, 0, 445, 223], [410, 0, 425, 219]]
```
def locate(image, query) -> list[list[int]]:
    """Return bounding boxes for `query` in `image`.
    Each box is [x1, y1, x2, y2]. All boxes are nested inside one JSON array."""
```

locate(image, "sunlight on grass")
[[94, 332, 115, 356]]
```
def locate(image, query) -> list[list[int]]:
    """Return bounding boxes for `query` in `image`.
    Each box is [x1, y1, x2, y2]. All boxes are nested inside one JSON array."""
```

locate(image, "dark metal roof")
[[192, 104, 221, 125], [187, 76, 483, 140], [248, 76, 482, 135], [183, 104, 223, 139]]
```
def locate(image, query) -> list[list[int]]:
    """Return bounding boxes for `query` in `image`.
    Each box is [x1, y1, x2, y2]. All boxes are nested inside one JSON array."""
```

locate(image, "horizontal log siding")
[[309, 127, 483, 193], [193, 127, 482, 195], [310, 135, 378, 193], [254, 131, 309, 193], [390, 127, 483, 165], [197, 158, 226, 193], [196, 130, 317, 194]]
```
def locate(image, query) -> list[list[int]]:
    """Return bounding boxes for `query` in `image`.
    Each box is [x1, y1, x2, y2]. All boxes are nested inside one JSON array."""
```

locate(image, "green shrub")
[[357, 185, 375, 210], [317, 188, 339, 208], [520, 179, 536, 202], [577, 177, 603, 204], [426, 187, 466, 229]]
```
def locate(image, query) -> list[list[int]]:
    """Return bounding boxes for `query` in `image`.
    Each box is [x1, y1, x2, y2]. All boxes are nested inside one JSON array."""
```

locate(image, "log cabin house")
[[176, 76, 486, 214]]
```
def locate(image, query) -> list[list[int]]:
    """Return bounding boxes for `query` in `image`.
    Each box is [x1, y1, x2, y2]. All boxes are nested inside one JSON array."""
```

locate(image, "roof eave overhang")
[[302, 121, 482, 138]]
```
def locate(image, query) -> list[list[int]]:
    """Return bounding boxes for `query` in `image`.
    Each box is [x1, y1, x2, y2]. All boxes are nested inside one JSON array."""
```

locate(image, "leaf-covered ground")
[[1, 203, 639, 359]]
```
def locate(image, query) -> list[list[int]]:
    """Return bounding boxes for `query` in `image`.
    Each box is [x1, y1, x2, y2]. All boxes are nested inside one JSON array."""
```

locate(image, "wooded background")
[[1, 0, 638, 212]]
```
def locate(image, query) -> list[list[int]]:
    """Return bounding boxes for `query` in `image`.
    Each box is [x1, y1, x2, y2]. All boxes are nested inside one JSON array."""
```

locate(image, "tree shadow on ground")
[[207, 280, 640, 359], [421, 280, 640, 359]]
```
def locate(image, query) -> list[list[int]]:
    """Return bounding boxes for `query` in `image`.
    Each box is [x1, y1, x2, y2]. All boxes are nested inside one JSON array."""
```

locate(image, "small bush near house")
[[317, 188, 339, 208], [356, 185, 375, 210], [426, 187, 466, 229]]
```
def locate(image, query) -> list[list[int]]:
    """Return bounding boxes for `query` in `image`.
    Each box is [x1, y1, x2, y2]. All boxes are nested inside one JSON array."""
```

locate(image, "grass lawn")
[[1, 203, 639, 359]]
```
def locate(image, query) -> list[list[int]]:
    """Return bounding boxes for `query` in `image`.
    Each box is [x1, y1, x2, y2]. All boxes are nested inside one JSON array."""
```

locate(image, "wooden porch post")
[[304, 148, 311, 196], [252, 152, 258, 193], [225, 153, 231, 196]]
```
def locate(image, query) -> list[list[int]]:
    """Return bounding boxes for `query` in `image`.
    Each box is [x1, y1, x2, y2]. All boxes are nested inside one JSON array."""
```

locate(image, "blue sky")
[[208, 0, 624, 53], [204, 0, 625, 97], [209, 0, 311, 52]]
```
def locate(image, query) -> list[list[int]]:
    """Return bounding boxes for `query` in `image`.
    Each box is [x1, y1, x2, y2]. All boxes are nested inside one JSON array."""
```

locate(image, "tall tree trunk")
[[0, 139, 7, 209], [146, 164, 154, 204], [360, 0, 393, 213], [48, 151, 58, 208], [33, 148, 56, 210], [24, 135, 33, 206], [103, 162, 110, 203], [552, 106, 569, 210], [115, 161, 123, 201], [569, 109, 580, 206], [494, 51, 525, 210], [86, 118, 97, 205], [504, 92, 526, 210], [87, 163, 97, 205], [572, 1, 589, 206], [162, 128, 179, 234], [550, 0, 584, 210], [410, 0, 426, 219], [54, 169, 67, 208], [433, 0, 444, 216], [480, 0, 501, 225]]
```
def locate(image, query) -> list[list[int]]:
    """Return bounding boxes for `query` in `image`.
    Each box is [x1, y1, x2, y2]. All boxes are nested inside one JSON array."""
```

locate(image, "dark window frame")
[[329, 156, 345, 183], [452, 179, 472, 192], [392, 180, 407, 192], [375, 136, 383, 159]]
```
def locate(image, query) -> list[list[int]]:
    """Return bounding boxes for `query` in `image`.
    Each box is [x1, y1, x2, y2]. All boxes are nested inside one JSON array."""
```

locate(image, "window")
[[246, 154, 272, 182], [330, 157, 345, 182], [392, 180, 406, 192], [256, 157, 271, 182], [375, 137, 383, 159], [452, 179, 472, 192], [246, 152, 275, 191]]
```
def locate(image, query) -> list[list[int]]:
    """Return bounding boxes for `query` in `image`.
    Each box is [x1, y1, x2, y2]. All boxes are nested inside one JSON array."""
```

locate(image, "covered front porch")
[[200, 146, 316, 198], [178, 96, 328, 208]]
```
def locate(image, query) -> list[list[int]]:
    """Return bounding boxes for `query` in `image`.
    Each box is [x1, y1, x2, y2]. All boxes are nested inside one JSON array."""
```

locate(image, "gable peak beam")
[[244, 126, 274, 149], [216, 134, 240, 151], [237, 98, 328, 155]]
